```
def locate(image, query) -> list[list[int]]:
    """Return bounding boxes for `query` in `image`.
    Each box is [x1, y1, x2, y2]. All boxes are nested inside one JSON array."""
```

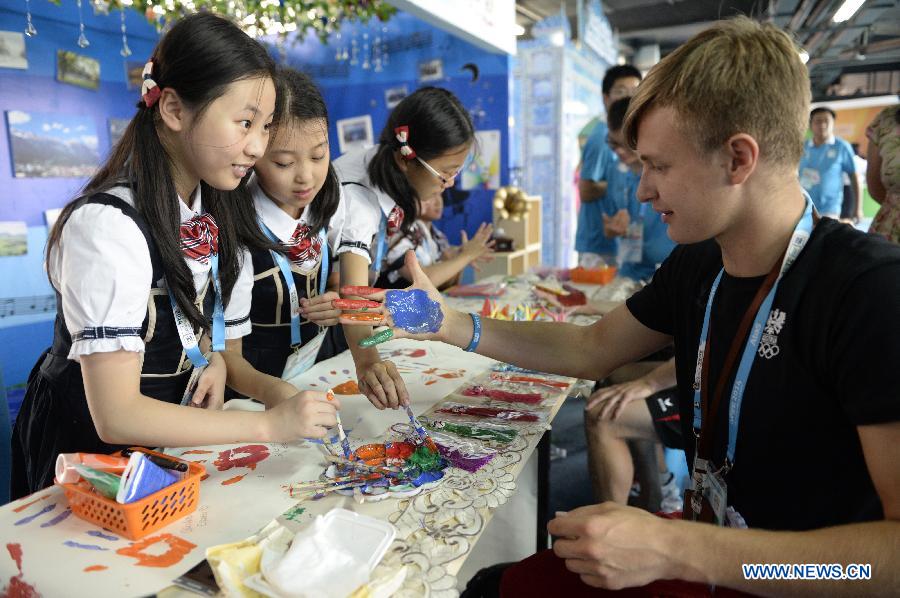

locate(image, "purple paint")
[[319, 376, 330, 383], [86, 530, 119, 541], [40, 508, 72, 528], [342, 369, 350, 375], [63, 541, 108, 551], [14, 503, 56, 526]]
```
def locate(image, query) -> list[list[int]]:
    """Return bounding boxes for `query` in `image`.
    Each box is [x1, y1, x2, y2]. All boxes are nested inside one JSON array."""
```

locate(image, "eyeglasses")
[[415, 153, 473, 187]]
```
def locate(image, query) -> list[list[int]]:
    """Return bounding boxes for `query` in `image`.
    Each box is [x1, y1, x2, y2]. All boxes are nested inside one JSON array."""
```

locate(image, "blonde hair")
[[624, 16, 810, 167]]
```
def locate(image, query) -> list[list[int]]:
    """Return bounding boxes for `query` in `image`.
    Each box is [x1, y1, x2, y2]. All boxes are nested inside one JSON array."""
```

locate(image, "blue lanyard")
[[371, 212, 388, 273], [167, 253, 225, 369], [260, 220, 329, 347], [692, 198, 815, 467]]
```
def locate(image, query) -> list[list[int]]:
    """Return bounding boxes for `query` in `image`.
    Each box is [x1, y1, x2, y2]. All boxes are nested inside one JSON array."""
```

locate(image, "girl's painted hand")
[[300, 291, 341, 327], [339, 251, 466, 345], [191, 351, 227, 410], [265, 390, 339, 441], [356, 359, 409, 410]]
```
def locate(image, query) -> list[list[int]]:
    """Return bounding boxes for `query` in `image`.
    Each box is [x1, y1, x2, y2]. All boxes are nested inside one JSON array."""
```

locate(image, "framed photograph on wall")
[[0, 222, 27, 257], [5, 110, 100, 178], [335, 115, 374, 155], [418, 59, 444, 82], [57, 50, 100, 90], [125, 60, 143, 90], [385, 85, 408, 109], [0, 31, 27, 70]]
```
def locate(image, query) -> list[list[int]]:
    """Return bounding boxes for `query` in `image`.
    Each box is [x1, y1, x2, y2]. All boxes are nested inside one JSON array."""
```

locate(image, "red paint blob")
[[213, 445, 270, 472]]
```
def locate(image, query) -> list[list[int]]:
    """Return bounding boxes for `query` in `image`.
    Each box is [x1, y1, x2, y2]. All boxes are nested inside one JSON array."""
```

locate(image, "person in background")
[[584, 359, 683, 514], [840, 143, 868, 221], [865, 102, 900, 243], [574, 65, 642, 268], [332, 87, 474, 410], [798, 107, 859, 219], [599, 97, 676, 281], [380, 192, 494, 290]]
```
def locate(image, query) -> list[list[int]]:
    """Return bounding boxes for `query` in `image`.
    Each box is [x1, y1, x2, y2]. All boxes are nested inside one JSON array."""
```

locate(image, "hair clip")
[[394, 125, 416, 160], [140, 60, 161, 108]]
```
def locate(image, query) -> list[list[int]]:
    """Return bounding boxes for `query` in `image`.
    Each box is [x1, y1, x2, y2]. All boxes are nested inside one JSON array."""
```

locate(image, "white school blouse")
[[332, 145, 400, 271], [49, 185, 253, 362]]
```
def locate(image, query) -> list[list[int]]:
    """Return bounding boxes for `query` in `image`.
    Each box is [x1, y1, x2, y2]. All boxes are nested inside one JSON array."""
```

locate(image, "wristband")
[[464, 312, 482, 352]]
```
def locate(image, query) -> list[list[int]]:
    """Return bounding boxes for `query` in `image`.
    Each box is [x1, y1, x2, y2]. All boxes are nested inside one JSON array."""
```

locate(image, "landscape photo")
[[0, 221, 27, 257], [6, 110, 100, 178], [57, 50, 100, 90], [0, 31, 27, 70]]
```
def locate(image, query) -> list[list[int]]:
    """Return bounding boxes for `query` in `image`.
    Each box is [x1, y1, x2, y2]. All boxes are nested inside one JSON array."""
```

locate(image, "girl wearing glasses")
[[332, 86, 474, 410]]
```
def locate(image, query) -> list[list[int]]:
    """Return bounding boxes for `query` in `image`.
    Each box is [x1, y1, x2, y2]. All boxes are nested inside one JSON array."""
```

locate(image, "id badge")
[[281, 330, 327, 383], [799, 167, 821, 188], [618, 221, 643, 263], [703, 470, 728, 527]]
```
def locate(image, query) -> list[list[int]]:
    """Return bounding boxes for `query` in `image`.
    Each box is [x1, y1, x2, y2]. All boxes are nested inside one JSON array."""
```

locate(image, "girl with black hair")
[[11, 14, 338, 498], [222, 68, 345, 399], [332, 86, 475, 410]]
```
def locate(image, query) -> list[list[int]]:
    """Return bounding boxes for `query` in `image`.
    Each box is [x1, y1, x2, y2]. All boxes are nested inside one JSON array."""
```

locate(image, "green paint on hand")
[[359, 328, 394, 347]]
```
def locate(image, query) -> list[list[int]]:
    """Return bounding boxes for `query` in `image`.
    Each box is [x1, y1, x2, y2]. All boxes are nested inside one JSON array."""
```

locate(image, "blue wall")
[[0, 2, 159, 415], [271, 11, 510, 245]]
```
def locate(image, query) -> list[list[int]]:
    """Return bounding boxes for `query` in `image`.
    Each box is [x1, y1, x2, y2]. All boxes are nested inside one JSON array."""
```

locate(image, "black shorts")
[[645, 388, 684, 450]]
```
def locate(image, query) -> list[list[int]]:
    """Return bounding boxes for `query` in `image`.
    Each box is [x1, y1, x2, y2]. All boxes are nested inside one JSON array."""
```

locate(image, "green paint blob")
[[359, 328, 394, 347], [406, 445, 444, 473], [425, 420, 517, 444], [283, 505, 306, 522]]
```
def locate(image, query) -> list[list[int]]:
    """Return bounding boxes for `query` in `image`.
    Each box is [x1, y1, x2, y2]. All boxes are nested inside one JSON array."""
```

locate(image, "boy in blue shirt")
[[798, 107, 859, 219], [601, 97, 676, 280], [575, 65, 642, 267]]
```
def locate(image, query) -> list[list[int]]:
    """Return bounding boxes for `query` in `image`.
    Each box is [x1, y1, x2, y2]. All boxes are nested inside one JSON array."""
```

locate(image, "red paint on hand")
[[340, 286, 385, 296]]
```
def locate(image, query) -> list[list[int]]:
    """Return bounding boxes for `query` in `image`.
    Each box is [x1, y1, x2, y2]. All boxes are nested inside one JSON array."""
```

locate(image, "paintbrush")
[[290, 479, 373, 500], [404, 404, 439, 453], [290, 472, 382, 492], [326, 389, 353, 459], [323, 455, 403, 478]]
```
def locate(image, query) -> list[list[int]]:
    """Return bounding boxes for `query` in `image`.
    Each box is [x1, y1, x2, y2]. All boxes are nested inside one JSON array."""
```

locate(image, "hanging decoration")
[[76, 0, 90, 47], [84, 1, 395, 42], [24, 0, 37, 37], [119, 8, 132, 57]]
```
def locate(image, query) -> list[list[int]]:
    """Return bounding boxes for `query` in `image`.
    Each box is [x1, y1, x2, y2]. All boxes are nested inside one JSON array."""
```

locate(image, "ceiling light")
[[832, 0, 866, 23], [799, 49, 809, 64], [513, 23, 526, 36]]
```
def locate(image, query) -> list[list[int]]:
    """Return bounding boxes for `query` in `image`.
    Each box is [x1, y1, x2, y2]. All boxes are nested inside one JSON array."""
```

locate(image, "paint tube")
[[56, 453, 129, 484], [116, 452, 183, 504], [73, 465, 121, 500]]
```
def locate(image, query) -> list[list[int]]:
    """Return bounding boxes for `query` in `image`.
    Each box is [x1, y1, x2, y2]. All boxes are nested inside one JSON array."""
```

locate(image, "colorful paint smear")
[[180, 449, 214, 456], [116, 534, 197, 568], [332, 380, 360, 395], [83, 565, 108, 572], [39, 509, 71, 528], [282, 505, 306, 522], [11, 494, 51, 513], [86, 530, 119, 541], [213, 445, 269, 472], [14, 504, 55, 526], [221, 474, 247, 486], [62, 541, 108, 551]]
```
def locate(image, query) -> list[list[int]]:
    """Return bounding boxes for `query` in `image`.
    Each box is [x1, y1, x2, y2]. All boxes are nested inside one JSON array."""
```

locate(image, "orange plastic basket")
[[58, 449, 205, 540], [570, 266, 617, 285]]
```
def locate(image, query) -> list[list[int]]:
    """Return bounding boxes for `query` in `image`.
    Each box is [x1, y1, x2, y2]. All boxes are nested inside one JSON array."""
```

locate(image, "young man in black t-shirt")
[[341, 17, 900, 596]]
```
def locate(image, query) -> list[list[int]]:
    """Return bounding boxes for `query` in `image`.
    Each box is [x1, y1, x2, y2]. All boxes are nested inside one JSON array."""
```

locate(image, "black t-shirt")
[[626, 219, 900, 531]]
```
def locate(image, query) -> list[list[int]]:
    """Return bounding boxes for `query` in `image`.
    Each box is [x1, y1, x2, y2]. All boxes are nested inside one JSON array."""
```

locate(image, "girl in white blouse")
[[332, 87, 475, 410], [222, 68, 345, 399], [11, 14, 338, 498]]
